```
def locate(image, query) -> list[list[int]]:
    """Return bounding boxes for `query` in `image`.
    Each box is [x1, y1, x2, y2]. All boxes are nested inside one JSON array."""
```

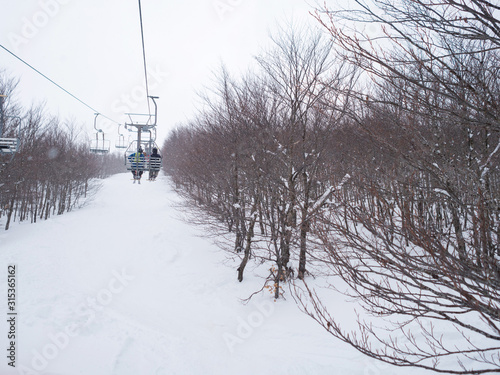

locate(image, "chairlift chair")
[[0, 97, 22, 158], [146, 137, 161, 172], [0, 138, 20, 154], [141, 132, 161, 172], [115, 124, 128, 149], [148, 153, 161, 172], [124, 139, 161, 171], [90, 131, 111, 154], [89, 113, 110, 154], [115, 134, 127, 149], [124, 140, 147, 171], [123, 97, 161, 181]]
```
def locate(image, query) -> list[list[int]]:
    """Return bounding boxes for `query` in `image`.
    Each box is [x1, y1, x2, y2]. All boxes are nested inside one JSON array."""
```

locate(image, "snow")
[[0, 173, 429, 375], [433, 188, 450, 197], [310, 174, 351, 213], [480, 137, 500, 182]]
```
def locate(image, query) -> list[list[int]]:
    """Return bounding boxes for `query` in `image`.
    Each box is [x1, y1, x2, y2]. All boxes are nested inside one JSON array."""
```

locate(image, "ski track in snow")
[[0, 173, 430, 375]]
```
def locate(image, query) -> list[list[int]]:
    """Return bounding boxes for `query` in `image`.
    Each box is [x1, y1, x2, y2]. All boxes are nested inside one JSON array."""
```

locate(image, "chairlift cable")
[[137, 0, 151, 117], [0, 43, 120, 125]]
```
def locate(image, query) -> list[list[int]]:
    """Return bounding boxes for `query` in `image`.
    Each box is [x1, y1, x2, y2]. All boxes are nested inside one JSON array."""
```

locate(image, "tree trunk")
[[298, 170, 310, 279], [298, 209, 309, 279], [5, 188, 17, 231], [237, 214, 257, 282]]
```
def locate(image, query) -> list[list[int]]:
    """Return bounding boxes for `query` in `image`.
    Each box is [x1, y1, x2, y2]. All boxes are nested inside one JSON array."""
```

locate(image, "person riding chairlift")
[[148, 148, 162, 181], [129, 147, 145, 183]]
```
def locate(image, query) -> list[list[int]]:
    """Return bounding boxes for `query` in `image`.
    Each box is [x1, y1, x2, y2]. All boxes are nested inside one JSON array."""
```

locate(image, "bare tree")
[[0, 71, 117, 230], [256, 25, 355, 286], [291, 0, 500, 372]]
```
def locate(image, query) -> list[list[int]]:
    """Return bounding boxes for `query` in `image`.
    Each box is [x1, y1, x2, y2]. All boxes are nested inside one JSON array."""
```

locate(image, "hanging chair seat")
[[115, 139, 128, 149], [0, 138, 20, 154], [126, 154, 147, 171], [90, 139, 110, 154], [149, 157, 161, 171]]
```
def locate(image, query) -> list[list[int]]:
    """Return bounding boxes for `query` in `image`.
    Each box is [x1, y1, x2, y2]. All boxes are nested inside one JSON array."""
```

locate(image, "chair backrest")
[[0, 138, 20, 154]]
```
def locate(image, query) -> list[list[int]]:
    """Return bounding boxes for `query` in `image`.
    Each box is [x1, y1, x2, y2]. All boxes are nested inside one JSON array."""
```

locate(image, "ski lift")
[[148, 147, 161, 172], [145, 128, 161, 172], [123, 96, 161, 181], [125, 140, 148, 172], [90, 113, 110, 154], [0, 138, 19, 154], [0, 96, 21, 156], [124, 139, 161, 171], [115, 124, 128, 149]]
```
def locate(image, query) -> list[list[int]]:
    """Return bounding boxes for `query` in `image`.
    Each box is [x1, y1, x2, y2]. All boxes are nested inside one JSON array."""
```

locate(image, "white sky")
[[0, 0, 322, 147]]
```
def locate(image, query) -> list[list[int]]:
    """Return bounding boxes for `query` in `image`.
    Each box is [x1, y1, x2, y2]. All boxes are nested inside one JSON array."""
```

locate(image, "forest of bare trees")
[[0, 72, 123, 230], [163, 26, 354, 296], [162, 0, 500, 373]]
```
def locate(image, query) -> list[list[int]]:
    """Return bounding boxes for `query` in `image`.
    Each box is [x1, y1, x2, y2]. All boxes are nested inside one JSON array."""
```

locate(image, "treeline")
[[162, 0, 500, 372], [0, 73, 123, 230], [163, 30, 354, 296]]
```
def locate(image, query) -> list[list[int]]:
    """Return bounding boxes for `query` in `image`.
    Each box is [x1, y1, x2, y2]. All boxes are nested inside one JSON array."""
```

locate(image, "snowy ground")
[[0, 173, 430, 375]]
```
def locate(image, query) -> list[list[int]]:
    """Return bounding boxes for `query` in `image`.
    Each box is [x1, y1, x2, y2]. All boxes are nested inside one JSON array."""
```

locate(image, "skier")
[[148, 148, 162, 181], [128, 148, 145, 183]]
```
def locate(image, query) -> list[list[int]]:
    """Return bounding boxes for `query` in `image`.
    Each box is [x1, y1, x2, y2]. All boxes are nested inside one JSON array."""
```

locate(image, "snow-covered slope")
[[0, 173, 428, 375]]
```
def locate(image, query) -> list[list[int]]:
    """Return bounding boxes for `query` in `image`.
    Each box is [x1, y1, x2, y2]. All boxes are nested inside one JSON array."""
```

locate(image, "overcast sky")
[[0, 0, 322, 146]]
